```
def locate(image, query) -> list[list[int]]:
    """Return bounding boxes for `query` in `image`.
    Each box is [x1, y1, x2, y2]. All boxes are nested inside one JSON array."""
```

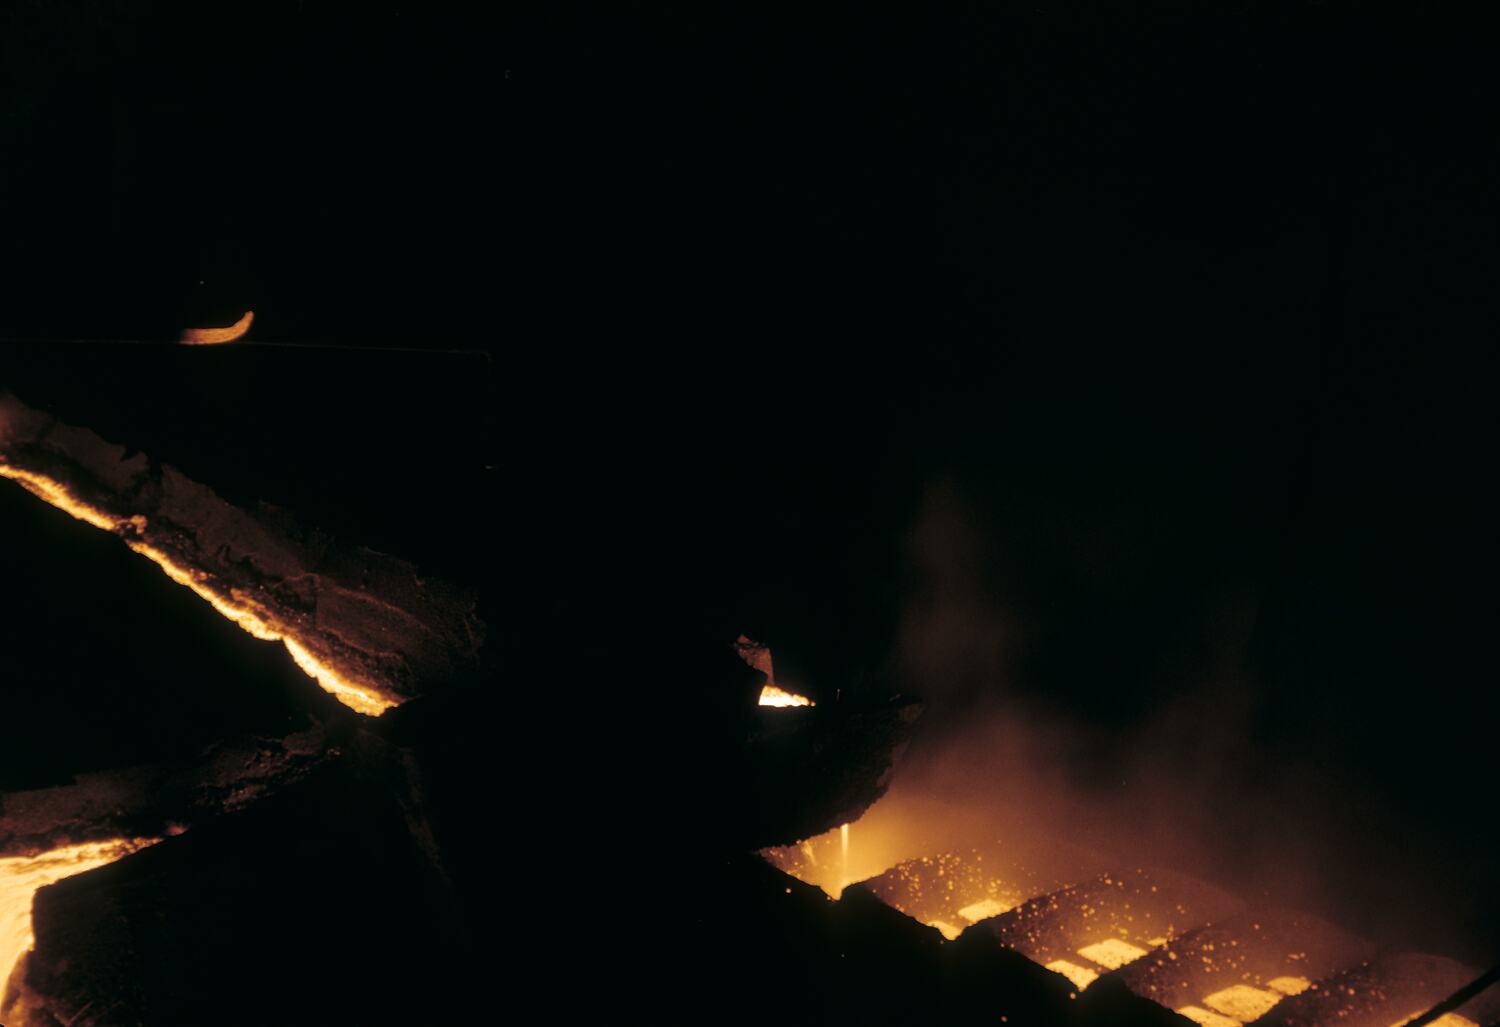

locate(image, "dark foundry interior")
[[2, 5, 1498, 1025]]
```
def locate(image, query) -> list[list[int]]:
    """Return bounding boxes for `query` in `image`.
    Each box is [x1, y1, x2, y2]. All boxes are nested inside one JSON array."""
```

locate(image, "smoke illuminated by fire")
[[759, 793, 980, 901], [1, 839, 157, 1007], [0, 465, 396, 716]]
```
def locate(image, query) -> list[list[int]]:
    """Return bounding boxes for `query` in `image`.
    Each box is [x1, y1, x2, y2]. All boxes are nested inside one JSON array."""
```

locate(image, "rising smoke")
[[872, 478, 1487, 965]]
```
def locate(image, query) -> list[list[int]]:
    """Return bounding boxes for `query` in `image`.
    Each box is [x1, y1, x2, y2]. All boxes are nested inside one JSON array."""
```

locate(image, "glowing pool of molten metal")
[[0, 839, 157, 1004], [0, 465, 396, 716]]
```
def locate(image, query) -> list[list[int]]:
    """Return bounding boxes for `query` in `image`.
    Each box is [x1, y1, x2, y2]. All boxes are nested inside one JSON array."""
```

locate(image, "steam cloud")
[[874, 479, 1488, 965]]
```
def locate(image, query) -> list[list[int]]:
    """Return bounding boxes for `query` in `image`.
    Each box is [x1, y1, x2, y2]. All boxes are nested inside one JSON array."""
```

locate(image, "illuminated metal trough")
[[849, 844, 1078, 941], [1116, 909, 1374, 1025], [975, 868, 1242, 984], [1252, 953, 1499, 1027], [761, 822, 1498, 1027]]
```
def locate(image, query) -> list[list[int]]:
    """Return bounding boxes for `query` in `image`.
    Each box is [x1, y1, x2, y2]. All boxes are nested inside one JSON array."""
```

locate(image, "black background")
[[3, 0, 1498, 1014]]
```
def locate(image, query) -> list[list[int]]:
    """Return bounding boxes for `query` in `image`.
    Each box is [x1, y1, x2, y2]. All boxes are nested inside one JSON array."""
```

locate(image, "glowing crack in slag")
[[0, 465, 396, 716], [1, 839, 158, 1005], [180, 310, 254, 345]]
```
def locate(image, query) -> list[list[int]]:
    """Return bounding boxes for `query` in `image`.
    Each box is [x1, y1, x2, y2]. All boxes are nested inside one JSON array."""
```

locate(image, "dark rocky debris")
[[665, 853, 1207, 1027], [0, 727, 330, 858]]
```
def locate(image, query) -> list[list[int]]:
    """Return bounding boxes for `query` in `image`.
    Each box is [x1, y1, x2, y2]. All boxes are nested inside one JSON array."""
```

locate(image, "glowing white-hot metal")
[[841, 822, 850, 890], [758, 683, 815, 707]]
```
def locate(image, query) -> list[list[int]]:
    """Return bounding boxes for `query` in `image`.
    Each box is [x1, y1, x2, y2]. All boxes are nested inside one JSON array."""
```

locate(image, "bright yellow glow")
[[1, 839, 157, 1000], [1046, 960, 1100, 990], [1202, 984, 1283, 1022], [929, 919, 964, 941], [283, 639, 394, 717], [1077, 937, 1149, 970], [0, 465, 396, 715], [180, 310, 254, 345], [758, 683, 815, 707], [1390, 1015, 1479, 1027], [839, 823, 851, 890], [1268, 976, 1311, 996], [1176, 1004, 1241, 1027], [956, 898, 1010, 923]]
